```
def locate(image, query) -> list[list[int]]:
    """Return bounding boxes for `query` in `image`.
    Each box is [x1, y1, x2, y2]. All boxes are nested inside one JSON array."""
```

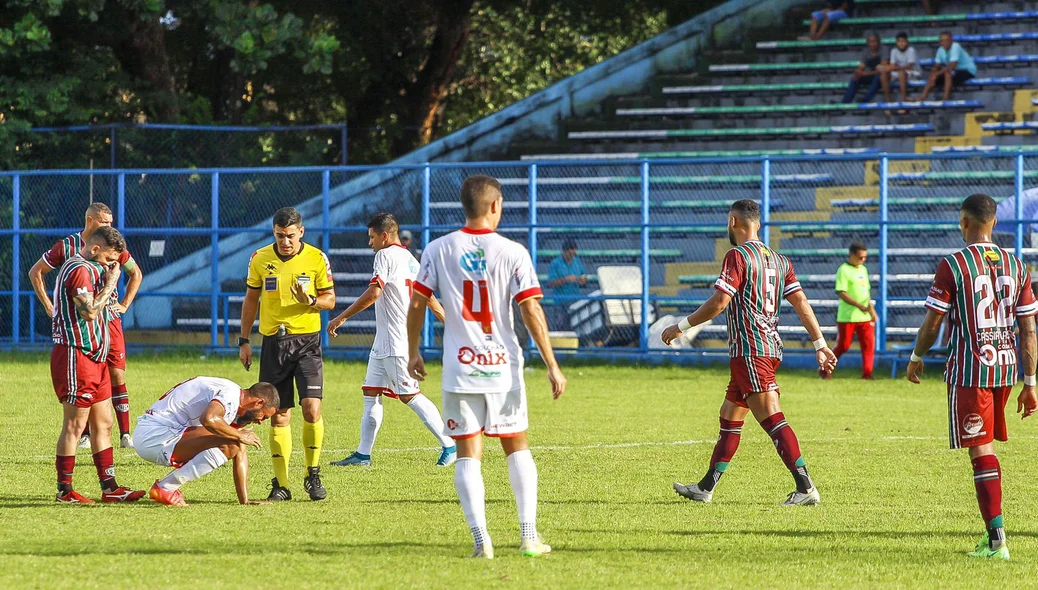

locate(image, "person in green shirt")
[[824, 242, 878, 379]]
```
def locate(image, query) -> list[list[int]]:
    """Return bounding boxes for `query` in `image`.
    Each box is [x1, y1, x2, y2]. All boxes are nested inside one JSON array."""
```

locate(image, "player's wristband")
[[910, 352, 922, 363], [812, 338, 827, 351], [678, 317, 692, 332], [1025, 375, 1036, 387]]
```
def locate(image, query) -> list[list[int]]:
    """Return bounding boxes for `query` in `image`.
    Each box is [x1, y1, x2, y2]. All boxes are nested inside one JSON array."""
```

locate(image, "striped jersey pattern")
[[52, 255, 111, 363], [714, 241, 802, 358], [925, 243, 1038, 387], [43, 232, 129, 322]]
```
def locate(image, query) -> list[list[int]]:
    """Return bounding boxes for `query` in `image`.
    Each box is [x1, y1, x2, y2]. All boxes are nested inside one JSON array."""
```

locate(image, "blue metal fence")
[[2, 152, 1036, 366]]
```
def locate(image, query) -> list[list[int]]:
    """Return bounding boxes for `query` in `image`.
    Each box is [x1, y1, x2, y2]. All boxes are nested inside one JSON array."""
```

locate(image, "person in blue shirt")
[[914, 31, 976, 101], [546, 240, 587, 330]]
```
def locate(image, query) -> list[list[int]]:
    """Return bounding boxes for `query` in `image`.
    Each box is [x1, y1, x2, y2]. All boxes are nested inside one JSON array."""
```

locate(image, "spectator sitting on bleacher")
[[841, 33, 884, 104], [880, 32, 922, 105], [546, 240, 587, 330], [913, 31, 976, 101], [807, 0, 854, 40]]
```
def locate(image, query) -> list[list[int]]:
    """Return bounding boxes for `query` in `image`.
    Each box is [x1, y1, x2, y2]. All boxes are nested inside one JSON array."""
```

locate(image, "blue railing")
[[2, 151, 1036, 366]]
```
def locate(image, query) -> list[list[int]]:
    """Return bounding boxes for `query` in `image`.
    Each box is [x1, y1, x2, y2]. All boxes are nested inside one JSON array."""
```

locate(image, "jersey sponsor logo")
[[457, 346, 508, 366], [446, 418, 464, 431], [469, 369, 503, 378], [460, 248, 487, 273], [962, 413, 985, 437], [265, 262, 278, 274], [983, 250, 1001, 263], [306, 385, 322, 390], [264, 276, 278, 291], [979, 344, 1016, 367]]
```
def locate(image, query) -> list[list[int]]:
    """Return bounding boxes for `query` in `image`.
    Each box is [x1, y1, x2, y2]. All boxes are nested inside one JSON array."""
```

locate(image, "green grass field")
[[4, 352, 1038, 588]]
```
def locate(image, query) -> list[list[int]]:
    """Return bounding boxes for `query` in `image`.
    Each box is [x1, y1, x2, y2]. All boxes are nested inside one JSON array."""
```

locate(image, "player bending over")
[[135, 377, 280, 506], [907, 193, 1038, 560], [328, 213, 456, 468], [407, 175, 566, 559], [662, 200, 836, 506]]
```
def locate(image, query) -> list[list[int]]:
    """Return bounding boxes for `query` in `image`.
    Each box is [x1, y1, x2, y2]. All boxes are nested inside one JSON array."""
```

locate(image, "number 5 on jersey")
[[463, 279, 494, 334]]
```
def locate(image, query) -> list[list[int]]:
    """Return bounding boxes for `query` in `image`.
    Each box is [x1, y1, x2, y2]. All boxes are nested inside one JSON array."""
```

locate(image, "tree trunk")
[[124, 13, 180, 121]]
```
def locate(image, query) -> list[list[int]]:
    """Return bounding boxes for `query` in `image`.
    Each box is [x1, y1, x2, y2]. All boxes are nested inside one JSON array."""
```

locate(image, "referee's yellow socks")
[[270, 425, 292, 485], [303, 417, 324, 469]]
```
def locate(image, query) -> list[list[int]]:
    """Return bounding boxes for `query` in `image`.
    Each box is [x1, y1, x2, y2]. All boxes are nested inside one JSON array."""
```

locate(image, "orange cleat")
[[56, 490, 96, 504], [101, 486, 146, 503], [149, 481, 189, 506]]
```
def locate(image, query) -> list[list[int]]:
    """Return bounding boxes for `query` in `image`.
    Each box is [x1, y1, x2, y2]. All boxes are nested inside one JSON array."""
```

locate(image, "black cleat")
[[304, 467, 327, 501], [266, 477, 292, 502]]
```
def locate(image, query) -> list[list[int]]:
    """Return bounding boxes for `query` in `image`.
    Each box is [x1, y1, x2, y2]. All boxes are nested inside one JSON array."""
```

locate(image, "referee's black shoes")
[[304, 467, 327, 501], [267, 477, 292, 502]]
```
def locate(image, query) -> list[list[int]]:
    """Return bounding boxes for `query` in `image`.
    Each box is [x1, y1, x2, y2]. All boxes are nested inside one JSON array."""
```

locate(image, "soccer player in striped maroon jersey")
[[28, 202, 144, 450], [51, 227, 144, 504], [907, 193, 1038, 560], [662, 200, 837, 506]]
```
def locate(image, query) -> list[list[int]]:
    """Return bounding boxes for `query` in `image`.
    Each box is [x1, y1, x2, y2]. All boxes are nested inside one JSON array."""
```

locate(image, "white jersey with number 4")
[[414, 227, 543, 394], [370, 244, 420, 358], [144, 376, 241, 428]]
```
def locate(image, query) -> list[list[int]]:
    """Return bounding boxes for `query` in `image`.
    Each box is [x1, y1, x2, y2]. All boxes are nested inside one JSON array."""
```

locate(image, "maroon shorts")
[[107, 317, 126, 371], [725, 356, 781, 408], [947, 383, 1011, 449], [51, 344, 112, 408]]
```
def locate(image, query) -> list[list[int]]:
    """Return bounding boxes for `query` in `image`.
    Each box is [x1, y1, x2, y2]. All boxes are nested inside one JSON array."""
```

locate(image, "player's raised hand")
[[238, 429, 262, 449], [1017, 385, 1037, 419], [547, 365, 567, 400], [907, 359, 923, 383], [409, 354, 427, 381], [327, 315, 345, 338], [104, 264, 121, 288], [290, 281, 309, 304], [661, 324, 682, 346], [816, 346, 837, 372]]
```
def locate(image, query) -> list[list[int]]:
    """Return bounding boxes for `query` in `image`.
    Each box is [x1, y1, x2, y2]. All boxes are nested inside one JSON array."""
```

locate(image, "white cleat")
[[77, 435, 91, 449], [120, 433, 134, 449], [673, 481, 713, 503], [781, 487, 821, 506], [469, 543, 494, 559], [520, 537, 551, 557]]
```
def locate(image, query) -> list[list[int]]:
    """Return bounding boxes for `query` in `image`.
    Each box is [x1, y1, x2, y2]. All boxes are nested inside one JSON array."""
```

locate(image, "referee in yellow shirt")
[[239, 207, 335, 501]]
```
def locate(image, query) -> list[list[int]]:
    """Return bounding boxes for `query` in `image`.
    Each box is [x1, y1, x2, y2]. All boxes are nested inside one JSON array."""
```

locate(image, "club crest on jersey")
[[460, 249, 487, 273]]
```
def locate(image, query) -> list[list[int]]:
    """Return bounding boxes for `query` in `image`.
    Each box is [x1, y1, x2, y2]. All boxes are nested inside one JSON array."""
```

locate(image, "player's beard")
[[728, 227, 736, 246], [238, 408, 263, 424]]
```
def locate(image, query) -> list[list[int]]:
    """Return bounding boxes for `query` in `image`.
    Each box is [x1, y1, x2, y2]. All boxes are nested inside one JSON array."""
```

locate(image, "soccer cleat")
[[303, 468, 327, 501], [968, 532, 1010, 560], [520, 537, 552, 557], [56, 490, 95, 504], [77, 434, 91, 449], [781, 487, 821, 506], [101, 486, 146, 503], [436, 446, 457, 467], [149, 481, 189, 507], [469, 543, 494, 559], [120, 433, 134, 449], [331, 451, 371, 467], [673, 481, 713, 503], [266, 477, 292, 502]]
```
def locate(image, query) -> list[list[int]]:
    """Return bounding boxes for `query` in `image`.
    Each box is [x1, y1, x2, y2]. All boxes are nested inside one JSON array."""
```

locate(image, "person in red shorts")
[[51, 226, 144, 504], [908, 193, 1038, 560], [662, 200, 837, 506], [29, 202, 143, 449]]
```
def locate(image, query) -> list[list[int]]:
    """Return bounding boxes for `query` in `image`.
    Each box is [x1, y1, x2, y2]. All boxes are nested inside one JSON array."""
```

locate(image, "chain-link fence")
[[3, 153, 1037, 364]]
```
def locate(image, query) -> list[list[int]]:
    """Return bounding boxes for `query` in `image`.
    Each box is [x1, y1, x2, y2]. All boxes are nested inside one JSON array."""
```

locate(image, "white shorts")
[[442, 388, 528, 439], [134, 416, 188, 467], [363, 355, 421, 398]]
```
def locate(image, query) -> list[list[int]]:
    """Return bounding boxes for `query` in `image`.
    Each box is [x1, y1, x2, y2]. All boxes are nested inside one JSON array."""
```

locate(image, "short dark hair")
[[86, 202, 112, 218], [730, 199, 760, 223], [961, 193, 997, 224], [849, 242, 867, 254], [89, 226, 125, 252], [865, 32, 880, 43], [368, 213, 399, 236], [896, 31, 909, 41], [248, 382, 280, 409], [940, 30, 953, 38], [460, 175, 503, 219], [272, 207, 302, 228], [562, 239, 577, 251]]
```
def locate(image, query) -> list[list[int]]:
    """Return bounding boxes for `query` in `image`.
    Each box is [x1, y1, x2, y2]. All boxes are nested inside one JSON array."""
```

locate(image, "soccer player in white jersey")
[[327, 213, 456, 467], [135, 377, 279, 506], [407, 175, 567, 559]]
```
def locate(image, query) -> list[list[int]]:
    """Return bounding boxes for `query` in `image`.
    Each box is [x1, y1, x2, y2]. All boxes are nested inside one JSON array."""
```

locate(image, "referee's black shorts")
[[259, 332, 324, 409]]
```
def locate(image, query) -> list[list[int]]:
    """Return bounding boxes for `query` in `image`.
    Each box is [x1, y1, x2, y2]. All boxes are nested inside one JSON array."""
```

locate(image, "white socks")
[[158, 448, 228, 491], [358, 395, 384, 456], [405, 394, 454, 448], [507, 449, 539, 540], [455, 457, 490, 547]]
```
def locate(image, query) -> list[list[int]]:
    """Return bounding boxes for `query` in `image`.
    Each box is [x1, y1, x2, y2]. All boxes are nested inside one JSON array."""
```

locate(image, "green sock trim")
[[714, 461, 729, 473], [794, 457, 806, 467], [989, 515, 1004, 529]]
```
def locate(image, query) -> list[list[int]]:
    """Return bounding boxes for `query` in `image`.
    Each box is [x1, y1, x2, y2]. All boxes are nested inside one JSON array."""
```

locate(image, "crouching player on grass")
[[135, 377, 280, 506]]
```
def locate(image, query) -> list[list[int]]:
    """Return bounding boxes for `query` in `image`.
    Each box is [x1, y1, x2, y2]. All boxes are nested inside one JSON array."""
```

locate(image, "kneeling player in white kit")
[[407, 175, 567, 559], [135, 377, 279, 506], [328, 213, 456, 467]]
